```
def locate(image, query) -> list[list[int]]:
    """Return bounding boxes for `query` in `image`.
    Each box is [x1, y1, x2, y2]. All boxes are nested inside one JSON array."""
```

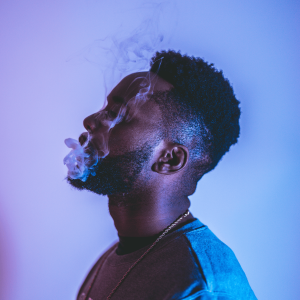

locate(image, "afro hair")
[[150, 50, 241, 179]]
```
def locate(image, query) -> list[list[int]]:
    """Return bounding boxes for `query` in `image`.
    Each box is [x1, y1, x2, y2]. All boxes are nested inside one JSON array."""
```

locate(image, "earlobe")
[[152, 144, 189, 175]]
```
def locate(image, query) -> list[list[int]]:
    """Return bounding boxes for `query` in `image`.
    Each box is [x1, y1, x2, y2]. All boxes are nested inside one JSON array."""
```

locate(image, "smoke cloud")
[[64, 1, 177, 182]]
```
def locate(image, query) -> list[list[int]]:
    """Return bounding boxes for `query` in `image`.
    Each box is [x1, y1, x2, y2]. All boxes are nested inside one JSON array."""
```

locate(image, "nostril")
[[83, 115, 96, 133]]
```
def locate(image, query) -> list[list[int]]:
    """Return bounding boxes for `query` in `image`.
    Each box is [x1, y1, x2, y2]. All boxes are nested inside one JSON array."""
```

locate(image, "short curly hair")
[[150, 50, 241, 180]]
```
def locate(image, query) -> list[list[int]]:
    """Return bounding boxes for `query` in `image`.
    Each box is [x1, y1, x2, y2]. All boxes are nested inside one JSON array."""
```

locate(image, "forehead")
[[107, 71, 173, 103], [107, 71, 173, 124]]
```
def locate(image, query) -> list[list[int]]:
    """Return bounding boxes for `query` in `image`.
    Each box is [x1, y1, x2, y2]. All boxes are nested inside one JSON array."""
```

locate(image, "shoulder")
[[181, 226, 256, 299], [76, 241, 118, 300]]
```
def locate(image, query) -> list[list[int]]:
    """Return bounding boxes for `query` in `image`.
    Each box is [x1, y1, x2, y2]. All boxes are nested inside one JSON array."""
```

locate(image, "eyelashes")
[[107, 105, 129, 122], [107, 110, 118, 119], [96, 104, 130, 127]]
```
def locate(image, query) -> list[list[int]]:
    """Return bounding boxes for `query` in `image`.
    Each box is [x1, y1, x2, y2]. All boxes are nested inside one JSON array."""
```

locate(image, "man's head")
[[67, 71, 177, 196], [66, 50, 240, 199]]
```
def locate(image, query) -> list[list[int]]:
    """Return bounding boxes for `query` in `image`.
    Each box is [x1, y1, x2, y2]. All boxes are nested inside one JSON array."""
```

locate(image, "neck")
[[108, 190, 194, 237]]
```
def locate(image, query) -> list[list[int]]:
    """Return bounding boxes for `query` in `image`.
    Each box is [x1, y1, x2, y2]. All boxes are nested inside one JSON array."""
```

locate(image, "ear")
[[152, 144, 189, 175]]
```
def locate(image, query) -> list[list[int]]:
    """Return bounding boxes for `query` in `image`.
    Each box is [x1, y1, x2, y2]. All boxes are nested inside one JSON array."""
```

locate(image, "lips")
[[81, 131, 110, 159], [78, 136, 108, 160], [78, 132, 99, 156], [77, 132, 97, 160], [78, 132, 88, 146]]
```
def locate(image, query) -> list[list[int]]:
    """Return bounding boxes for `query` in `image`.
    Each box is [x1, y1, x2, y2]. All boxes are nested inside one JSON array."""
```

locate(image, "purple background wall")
[[0, 0, 299, 299]]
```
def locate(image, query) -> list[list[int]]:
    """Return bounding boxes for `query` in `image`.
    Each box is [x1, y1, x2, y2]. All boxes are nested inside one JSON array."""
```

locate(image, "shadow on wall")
[[0, 195, 16, 300]]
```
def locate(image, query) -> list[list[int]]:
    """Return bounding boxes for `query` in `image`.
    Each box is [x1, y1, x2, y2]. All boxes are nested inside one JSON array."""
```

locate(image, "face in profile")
[[65, 71, 173, 196]]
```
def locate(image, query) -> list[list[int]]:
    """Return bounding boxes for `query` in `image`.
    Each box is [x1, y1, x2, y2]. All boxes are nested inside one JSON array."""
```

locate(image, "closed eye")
[[107, 110, 117, 119]]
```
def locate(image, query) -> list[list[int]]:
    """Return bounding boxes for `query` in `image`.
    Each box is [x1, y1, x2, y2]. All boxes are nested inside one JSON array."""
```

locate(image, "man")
[[65, 50, 257, 299]]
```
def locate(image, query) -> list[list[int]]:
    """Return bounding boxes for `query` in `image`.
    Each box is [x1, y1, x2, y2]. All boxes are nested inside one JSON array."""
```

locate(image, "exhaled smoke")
[[64, 1, 176, 182], [63, 138, 97, 182]]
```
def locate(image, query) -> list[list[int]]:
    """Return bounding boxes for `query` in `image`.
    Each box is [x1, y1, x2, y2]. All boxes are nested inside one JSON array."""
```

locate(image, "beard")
[[67, 142, 154, 196]]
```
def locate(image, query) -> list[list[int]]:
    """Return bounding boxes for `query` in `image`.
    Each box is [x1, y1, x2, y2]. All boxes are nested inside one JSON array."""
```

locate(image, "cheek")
[[108, 121, 156, 155]]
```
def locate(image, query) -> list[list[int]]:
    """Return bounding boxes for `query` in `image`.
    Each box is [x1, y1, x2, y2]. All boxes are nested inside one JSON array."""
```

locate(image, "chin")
[[66, 175, 133, 196]]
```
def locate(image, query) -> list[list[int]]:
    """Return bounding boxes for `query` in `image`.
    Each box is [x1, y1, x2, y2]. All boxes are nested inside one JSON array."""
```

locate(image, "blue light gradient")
[[0, 1, 299, 299]]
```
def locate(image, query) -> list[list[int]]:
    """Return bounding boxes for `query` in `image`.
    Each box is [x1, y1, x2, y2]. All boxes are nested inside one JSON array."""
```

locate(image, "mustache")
[[79, 132, 107, 158]]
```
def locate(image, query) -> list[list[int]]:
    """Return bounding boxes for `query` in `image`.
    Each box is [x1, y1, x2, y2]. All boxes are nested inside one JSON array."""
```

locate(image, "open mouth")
[[64, 135, 99, 181], [84, 142, 98, 162], [79, 132, 88, 146]]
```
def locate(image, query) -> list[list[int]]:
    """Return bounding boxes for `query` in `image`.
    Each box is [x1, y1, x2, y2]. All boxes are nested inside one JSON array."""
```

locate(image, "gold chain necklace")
[[83, 209, 190, 300]]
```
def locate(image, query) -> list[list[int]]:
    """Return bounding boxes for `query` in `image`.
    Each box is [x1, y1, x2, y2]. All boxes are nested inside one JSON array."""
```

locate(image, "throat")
[[109, 194, 193, 237]]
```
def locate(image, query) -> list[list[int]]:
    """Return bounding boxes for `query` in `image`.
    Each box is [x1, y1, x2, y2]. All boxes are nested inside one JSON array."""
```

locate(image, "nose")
[[83, 113, 98, 133]]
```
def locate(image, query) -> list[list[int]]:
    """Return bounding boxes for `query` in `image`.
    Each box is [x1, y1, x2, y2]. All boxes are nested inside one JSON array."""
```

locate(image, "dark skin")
[[83, 72, 195, 237]]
